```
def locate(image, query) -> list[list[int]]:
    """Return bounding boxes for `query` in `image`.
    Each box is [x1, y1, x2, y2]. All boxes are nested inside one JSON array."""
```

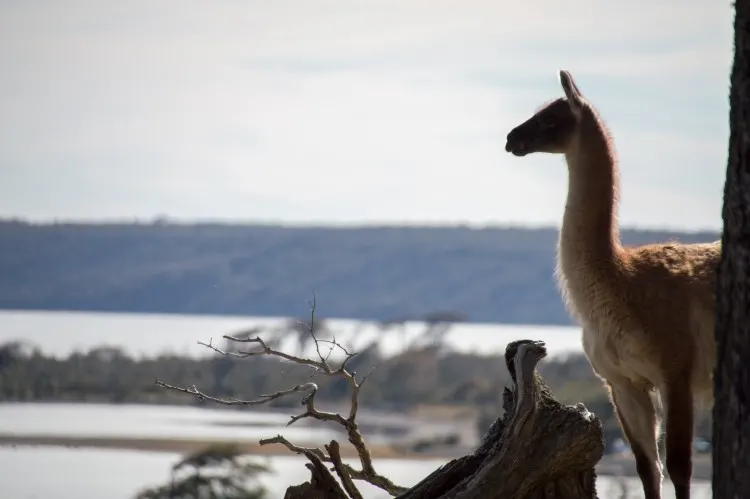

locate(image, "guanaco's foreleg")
[[662, 376, 694, 499], [608, 380, 663, 499]]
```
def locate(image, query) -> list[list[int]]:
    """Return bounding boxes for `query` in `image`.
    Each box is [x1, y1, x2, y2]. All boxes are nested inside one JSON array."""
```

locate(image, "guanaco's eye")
[[539, 117, 556, 129]]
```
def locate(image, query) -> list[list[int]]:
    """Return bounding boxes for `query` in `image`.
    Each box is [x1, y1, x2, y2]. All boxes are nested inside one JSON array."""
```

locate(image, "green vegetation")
[[136, 443, 269, 499], [0, 332, 713, 452], [0, 220, 718, 325]]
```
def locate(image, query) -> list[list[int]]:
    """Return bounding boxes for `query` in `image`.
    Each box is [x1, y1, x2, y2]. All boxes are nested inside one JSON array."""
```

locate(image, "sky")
[[0, 0, 734, 231]]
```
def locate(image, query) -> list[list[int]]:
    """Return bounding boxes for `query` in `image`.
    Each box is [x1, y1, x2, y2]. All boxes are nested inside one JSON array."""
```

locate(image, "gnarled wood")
[[283, 449, 349, 499], [286, 339, 606, 498]]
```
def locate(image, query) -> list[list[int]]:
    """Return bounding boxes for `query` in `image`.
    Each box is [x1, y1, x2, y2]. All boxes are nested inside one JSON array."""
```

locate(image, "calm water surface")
[[0, 403, 341, 444], [0, 446, 711, 499], [0, 404, 712, 499]]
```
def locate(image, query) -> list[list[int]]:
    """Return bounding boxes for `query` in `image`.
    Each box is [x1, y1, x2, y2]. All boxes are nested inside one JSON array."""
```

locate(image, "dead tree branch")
[[155, 294, 604, 498], [154, 299, 406, 498]]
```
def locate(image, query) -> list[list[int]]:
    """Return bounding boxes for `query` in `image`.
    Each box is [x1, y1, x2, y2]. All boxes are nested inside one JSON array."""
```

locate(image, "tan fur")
[[505, 70, 719, 499]]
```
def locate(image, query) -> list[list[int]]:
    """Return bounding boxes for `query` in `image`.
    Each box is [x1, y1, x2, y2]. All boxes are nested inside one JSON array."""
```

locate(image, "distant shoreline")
[[0, 434, 712, 481], [0, 223, 719, 326], [0, 434, 425, 460]]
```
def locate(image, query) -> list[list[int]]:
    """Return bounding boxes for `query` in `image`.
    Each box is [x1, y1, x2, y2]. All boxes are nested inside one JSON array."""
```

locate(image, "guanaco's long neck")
[[559, 108, 622, 277]]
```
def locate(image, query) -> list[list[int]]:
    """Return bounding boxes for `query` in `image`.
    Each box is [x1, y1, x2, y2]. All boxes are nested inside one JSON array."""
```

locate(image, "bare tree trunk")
[[713, 0, 750, 496], [287, 340, 606, 499], [397, 343, 603, 498]]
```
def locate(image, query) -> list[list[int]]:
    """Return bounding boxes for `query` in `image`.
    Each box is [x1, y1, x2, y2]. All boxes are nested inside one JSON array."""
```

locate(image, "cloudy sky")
[[0, 0, 733, 231]]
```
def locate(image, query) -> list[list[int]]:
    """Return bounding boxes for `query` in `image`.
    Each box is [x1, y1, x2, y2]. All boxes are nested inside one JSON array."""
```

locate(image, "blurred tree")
[[420, 310, 467, 347], [135, 443, 269, 499]]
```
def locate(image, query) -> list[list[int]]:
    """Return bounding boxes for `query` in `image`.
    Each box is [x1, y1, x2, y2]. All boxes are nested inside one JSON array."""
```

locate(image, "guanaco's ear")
[[559, 69, 584, 113]]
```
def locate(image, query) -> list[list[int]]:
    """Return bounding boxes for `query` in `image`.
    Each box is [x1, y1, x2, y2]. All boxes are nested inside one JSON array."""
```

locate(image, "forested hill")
[[0, 220, 719, 326]]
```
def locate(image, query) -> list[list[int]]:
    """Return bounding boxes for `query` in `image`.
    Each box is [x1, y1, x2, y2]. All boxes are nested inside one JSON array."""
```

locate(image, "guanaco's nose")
[[505, 130, 521, 152]]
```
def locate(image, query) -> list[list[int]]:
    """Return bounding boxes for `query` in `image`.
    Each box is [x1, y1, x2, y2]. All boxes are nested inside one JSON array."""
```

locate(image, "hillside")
[[0, 220, 719, 325]]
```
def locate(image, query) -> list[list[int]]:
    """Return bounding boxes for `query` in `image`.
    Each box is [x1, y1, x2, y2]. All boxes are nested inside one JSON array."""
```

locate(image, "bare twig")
[[306, 294, 327, 365], [154, 299, 403, 498], [259, 435, 328, 461], [346, 464, 409, 496], [153, 379, 318, 407], [327, 440, 364, 499]]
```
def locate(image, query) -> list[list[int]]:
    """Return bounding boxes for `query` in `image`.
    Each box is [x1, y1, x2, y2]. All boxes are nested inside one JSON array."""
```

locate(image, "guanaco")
[[503, 70, 719, 499]]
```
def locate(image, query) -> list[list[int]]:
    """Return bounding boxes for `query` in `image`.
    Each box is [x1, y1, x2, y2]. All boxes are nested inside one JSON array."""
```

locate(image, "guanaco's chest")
[[556, 257, 662, 389], [579, 323, 660, 389]]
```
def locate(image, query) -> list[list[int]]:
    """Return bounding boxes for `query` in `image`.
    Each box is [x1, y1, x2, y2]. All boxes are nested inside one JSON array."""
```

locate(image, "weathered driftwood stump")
[[285, 339, 605, 499]]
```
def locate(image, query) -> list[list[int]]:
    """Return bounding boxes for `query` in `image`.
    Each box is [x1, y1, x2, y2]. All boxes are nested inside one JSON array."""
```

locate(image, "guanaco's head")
[[505, 70, 586, 157]]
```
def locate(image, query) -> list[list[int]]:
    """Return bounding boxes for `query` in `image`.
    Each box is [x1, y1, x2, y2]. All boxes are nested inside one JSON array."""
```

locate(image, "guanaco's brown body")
[[505, 70, 719, 499]]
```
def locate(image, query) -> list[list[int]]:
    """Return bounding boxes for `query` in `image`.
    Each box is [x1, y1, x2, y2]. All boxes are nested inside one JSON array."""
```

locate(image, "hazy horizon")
[[0, 1, 733, 232], [0, 214, 723, 234]]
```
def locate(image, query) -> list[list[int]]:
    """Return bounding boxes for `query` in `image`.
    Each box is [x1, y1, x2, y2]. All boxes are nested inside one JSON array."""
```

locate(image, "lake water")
[[0, 311, 712, 497], [0, 309, 584, 359], [0, 402, 342, 445], [0, 403, 712, 499], [0, 445, 711, 499]]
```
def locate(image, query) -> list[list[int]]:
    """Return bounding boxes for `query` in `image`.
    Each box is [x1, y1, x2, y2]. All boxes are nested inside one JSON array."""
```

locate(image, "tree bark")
[[287, 340, 606, 499], [284, 451, 350, 499], [713, 0, 750, 496]]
